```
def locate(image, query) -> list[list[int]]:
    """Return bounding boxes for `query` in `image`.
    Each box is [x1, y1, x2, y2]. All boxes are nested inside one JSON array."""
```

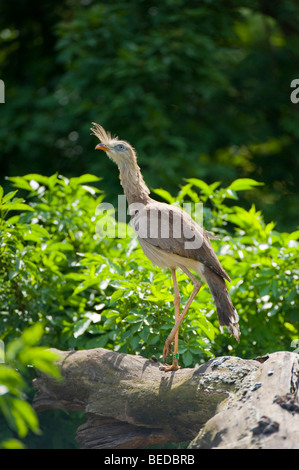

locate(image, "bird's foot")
[[159, 358, 180, 372], [159, 363, 180, 372]]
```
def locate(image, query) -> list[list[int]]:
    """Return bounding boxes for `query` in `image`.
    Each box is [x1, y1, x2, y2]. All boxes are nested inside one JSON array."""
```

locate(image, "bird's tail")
[[204, 267, 240, 342]]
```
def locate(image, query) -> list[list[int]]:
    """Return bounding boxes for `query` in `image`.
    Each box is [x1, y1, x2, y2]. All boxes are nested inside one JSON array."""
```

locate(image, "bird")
[[91, 123, 240, 372]]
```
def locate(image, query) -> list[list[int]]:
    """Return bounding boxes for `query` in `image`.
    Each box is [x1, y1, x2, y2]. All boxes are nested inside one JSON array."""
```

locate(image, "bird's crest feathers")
[[91, 123, 118, 145]]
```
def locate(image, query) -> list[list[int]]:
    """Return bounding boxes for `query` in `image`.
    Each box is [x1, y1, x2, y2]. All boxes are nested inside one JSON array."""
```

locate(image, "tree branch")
[[32, 349, 299, 449]]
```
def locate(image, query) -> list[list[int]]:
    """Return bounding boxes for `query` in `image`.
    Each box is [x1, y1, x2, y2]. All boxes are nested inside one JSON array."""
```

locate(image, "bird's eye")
[[116, 144, 125, 151]]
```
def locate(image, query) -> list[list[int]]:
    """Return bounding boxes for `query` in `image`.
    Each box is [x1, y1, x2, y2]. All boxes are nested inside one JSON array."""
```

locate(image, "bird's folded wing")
[[131, 201, 231, 282]]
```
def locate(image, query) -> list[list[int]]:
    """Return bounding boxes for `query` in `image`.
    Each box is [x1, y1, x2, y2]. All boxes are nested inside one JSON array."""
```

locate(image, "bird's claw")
[[160, 342, 180, 372], [159, 361, 180, 372]]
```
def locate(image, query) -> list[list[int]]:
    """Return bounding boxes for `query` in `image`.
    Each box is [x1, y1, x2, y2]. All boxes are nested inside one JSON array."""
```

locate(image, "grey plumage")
[[92, 123, 240, 369]]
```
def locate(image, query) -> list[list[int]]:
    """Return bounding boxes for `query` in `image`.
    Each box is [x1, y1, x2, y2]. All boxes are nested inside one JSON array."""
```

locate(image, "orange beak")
[[95, 143, 110, 151]]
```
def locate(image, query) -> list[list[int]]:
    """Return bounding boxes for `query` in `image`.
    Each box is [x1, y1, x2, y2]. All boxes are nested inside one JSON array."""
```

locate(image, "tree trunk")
[[32, 348, 299, 449]]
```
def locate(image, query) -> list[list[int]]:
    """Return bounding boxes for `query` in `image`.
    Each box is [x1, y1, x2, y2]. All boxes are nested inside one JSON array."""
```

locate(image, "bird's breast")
[[137, 237, 207, 281]]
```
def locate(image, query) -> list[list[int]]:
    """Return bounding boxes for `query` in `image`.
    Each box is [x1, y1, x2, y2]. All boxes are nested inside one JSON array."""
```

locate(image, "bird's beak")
[[95, 143, 110, 151]]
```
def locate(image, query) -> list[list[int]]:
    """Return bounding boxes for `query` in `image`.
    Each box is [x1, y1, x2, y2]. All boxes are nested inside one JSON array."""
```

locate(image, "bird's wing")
[[130, 201, 231, 282]]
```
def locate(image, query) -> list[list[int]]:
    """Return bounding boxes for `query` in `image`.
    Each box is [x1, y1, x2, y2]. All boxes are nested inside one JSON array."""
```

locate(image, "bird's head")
[[91, 122, 136, 166]]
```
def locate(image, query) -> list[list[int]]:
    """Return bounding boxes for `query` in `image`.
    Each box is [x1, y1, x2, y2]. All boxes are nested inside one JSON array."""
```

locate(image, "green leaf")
[[2, 202, 34, 212], [65, 272, 86, 281], [152, 188, 175, 204], [90, 333, 109, 348], [29, 224, 50, 238], [228, 178, 264, 192], [5, 214, 20, 224], [126, 314, 141, 323], [1, 190, 18, 204], [224, 189, 239, 200], [0, 366, 25, 395], [110, 288, 126, 303], [148, 334, 160, 345], [182, 350, 193, 367], [73, 319, 91, 338], [19, 348, 60, 378], [45, 241, 74, 252], [70, 174, 101, 185], [21, 323, 44, 347], [1, 438, 26, 449], [288, 230, 299, 241], [8, 177, 33, 191], [73, 279, 99, 295], [22, 174, 51, 185], [271, 279, 278, 299], [284, 322, 297, 333], [139, 326, 150, 342], [129, 335, 140, 349], [8, 270, 19, 281], [186, 178, 212, 194], [10, 398, 40, 437]]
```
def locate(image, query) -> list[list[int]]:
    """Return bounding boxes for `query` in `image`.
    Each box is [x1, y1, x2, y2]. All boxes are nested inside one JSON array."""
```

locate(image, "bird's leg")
[[162, 269, 181, 371], [161, 266, 202, 372], [172, 269, 181, 369], [160, 269, 181, 372]]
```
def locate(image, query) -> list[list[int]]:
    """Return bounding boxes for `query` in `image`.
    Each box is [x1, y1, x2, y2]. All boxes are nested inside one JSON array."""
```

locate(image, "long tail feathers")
[[204, 267, 240, 342]]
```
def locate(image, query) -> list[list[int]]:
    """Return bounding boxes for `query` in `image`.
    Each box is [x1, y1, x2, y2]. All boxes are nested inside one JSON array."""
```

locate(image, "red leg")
[[161, 266, 202, 372]]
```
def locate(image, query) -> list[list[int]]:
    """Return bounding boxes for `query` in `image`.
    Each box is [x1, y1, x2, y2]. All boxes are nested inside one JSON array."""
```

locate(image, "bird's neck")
[[118, 159, 150, 206]]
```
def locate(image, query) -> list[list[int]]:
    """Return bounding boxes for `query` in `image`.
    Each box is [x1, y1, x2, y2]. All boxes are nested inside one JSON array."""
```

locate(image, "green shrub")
[[1, 174, 298, 365], [0, 324, 59, 448], [1, 173, 298, 448]]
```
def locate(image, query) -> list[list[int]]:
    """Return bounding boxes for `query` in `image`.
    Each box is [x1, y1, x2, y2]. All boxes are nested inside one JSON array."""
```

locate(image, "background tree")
[[1, 0, 299, 230]]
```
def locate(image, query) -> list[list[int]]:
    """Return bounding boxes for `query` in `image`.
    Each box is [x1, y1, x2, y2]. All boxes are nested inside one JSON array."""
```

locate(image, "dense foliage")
[[1, 0, 299, 230], [0, 174, 298, 446], [1, 174, 298, 362], [0, 323, 59, 449]]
